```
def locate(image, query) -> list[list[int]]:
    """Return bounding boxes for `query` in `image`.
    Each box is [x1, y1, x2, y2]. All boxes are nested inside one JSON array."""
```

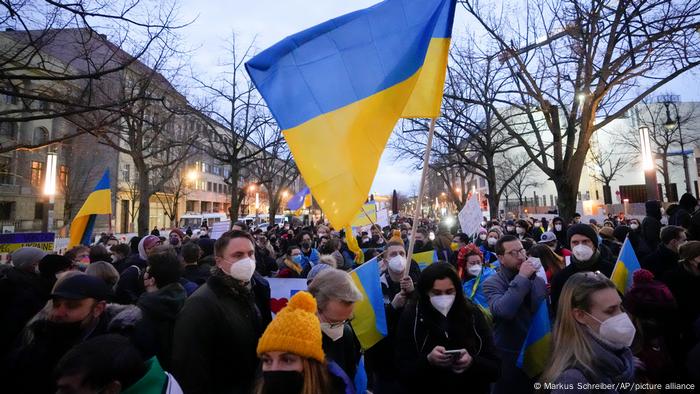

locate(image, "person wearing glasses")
[[308, 268, 363, 385], [483, 235, 547, 394], [542, 272, 636, 393]]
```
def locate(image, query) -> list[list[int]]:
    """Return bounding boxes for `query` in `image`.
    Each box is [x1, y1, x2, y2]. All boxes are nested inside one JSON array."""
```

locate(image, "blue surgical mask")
[[292, 255, 303, 265]]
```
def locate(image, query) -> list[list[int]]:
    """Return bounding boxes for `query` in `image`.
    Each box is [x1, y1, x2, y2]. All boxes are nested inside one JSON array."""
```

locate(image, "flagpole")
[[405, 118, 437, 278]]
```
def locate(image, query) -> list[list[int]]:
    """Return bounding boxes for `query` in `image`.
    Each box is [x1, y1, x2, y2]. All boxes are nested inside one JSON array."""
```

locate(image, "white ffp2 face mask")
[[430, 294, 455, 317], [228, 257, 256, 282], [554, 224, 563, 232], [467, 264, 482, 277], [572, 244, 594, 262], [487, 237, 497, 246], [479, 234, 487, 241], [320, 322, 345, 341], [388, 255, 406, 273], [587, 312, 636, 348]]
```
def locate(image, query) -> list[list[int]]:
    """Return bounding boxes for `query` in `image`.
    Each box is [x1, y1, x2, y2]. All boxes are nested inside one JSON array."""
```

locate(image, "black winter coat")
[[171, 269, 271, 394], [395, 299, 500, 394], [0, 268, 48, 355], [641, 244, 679, 280], [550, 252, 615, 311]]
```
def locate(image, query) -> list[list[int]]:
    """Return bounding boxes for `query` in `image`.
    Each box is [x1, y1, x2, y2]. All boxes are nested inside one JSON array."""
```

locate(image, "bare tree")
[[249, 128, 299, 225], [195, 35, 282, 228], [502, 154, 541, 209], [391, 41, 532, 218], [153, 168, 193, 227], [618, 97, 698, 201], [586, 144, 628, 204], [0, 0, 189, 152], [458, 0, 700, 220]]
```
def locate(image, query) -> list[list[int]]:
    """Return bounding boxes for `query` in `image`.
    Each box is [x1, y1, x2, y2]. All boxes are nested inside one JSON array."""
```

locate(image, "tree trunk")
[[172, 198, 179, 227], [228, 166, 241, 230], [487, 182, 499, 220], [661, 157, 672, 202], [137, 174, 151, 236], [602, 184, 613, 204], [555, 179, 578, 222]]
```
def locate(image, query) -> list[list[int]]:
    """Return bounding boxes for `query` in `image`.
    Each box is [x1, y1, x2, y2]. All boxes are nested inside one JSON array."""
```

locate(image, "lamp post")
[[661, 96, 691, 195], [42, 151, 58, 232], [639, 126, 659, 201]]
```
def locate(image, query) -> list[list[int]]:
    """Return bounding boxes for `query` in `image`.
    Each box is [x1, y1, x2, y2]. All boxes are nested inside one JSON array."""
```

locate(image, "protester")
[[662, 240, 700, 370], [85, 261, 120, 288], [89, 244, 112, 263], [483, 235, 547, 394], [308, 268, 363, 382], [542, 272, 636, 393], [114, 234, 161, 304], [171, 230, 271, 394], [110, 243, 132, 273], [298, 231, 321, 267], [54, 334, 183, 394], [396, 263, 500, 393], [181, 241, 210, 285], [38, 254, 75, 290], [1, 274, 132, 393], [598, 227, 621, 259], [133, 249, 186, 370], [481, 227, 501, 265], [669, 193, 697, 230], [551, 217, 568, 249], [65, 245, 90, 271], [255, 232, 279, 276], [528, 243, 564, 286], [642, 200, 663, 251], [515, 219, 531, 241], [0, 247, 49, 355], [412, 227, 433, 253], [460, 244, 496, 316], [530, 219, 544, 241], [254, 291, 351, 394], [623, 269, 680, 385], [641, 225, 686, 280], [277, 245, 310, 278], [151, 226, 161, 236], [550, 224, 615, 310]]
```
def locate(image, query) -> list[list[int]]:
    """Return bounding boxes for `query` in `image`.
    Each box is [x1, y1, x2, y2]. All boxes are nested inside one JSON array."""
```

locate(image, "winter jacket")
[[551, 331, 635, 394], [171, 269, 271, 394], [668, 204, 692, 230], [114, 255, 147, 304], [133, 282, 186, 371], [0, 268, 48, 355], [395, 299, 500, 394], [550, 252, 614, 311], [121, 357, 184, 394], [182, 263, 211, 285], [322, 324, 361, 386], [1, 303, 140, 394], [464, 266, 497, 314], [642, 201, 663, 251], [662, 265, 700, 366], [641, 244, 679, 280], [482, 268, 547, 394]]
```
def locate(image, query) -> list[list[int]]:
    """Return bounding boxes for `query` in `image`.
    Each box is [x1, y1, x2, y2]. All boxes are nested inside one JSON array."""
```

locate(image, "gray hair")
[[85, 261, 120, 287], [308, 268, 362, 311]]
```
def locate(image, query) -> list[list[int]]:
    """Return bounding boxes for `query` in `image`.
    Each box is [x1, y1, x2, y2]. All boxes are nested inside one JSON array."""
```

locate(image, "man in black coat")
[[642, 200, 663, 252], [171, 230, 271, 394], [642, 225, 686, 280], [550, 224, 615, 311]]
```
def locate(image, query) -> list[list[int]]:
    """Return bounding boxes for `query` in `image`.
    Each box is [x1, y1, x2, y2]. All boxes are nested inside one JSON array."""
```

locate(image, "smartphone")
[[443, 349, 463, 361]]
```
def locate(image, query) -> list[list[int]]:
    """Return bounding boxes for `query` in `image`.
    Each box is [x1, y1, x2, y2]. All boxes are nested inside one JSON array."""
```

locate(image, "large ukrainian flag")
[[611, 237, 641, 294], [246, 0, 457, 228], [517, 299, 551, 378], [68, 170, 112, 248]]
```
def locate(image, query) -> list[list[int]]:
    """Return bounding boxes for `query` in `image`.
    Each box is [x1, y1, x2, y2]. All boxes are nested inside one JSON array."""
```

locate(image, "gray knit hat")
[[11, 247, 48, 270]]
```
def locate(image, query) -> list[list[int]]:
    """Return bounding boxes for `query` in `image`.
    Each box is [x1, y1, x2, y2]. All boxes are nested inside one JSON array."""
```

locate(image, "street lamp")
[[43, 151, 58, 232], [639, 126, 659, 200], [661, 96, 691, 194], [186, 169, 198, 183]]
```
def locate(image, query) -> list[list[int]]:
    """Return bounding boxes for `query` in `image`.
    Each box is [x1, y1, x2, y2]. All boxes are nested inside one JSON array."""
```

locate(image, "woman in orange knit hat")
[[255, 291, 351, 394]]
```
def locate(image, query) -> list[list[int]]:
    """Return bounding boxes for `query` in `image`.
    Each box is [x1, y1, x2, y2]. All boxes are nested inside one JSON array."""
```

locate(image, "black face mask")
[[414, 240, 424, 249], [262, 370, 304, 394], [301, 241, 311, 250], [33, 319, 85, 348]]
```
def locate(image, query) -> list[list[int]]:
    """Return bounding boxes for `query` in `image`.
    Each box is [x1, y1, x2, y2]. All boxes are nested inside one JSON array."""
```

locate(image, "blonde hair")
[[541, 272, 617, 383], [254, 358, 332, 394]]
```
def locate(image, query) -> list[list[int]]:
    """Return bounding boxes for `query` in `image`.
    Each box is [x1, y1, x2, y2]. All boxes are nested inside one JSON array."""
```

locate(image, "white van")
[[179, 212, 229, 233]]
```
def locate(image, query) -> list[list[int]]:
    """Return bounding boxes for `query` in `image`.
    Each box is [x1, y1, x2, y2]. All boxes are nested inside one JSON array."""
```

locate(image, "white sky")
[[178, 0, 700, 196]]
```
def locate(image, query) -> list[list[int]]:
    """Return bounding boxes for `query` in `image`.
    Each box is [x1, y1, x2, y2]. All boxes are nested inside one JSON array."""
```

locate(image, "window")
[[0, 122, 17, 139], [34, 201, 44, 219], [30, 161, 43, 186], [0, 201, 13, 220], [3, 84, 18, 105], [202, 163, 208, 173], [223, 169, 230, 178], [207, 182, 212, 192], [122, 164, 131, 181], [0, 156, 12, 184], [59, 165, 68, 189], [32, 127, 48, 146]]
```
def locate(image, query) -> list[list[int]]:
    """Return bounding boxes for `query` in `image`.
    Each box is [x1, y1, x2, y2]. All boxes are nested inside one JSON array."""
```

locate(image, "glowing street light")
[[44, 152, 57, 196], [282, 190, 289, 198], [186, 169, 198, 182], [639, 126, 659, 200]]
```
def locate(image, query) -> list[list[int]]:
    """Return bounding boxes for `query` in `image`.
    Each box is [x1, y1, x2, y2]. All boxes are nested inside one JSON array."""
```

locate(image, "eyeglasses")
[[505, 248, 527, 258]]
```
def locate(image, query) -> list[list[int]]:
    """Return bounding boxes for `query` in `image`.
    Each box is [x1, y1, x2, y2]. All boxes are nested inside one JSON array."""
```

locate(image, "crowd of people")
[[0, 194, 699, 393]]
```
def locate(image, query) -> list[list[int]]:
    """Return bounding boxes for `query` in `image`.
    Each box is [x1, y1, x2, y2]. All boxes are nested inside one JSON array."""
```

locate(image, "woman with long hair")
[[255, 291, 349, 394], [542, 272, 636, 392], [528, 244, 565, 285], [396, 262, 500, 393]]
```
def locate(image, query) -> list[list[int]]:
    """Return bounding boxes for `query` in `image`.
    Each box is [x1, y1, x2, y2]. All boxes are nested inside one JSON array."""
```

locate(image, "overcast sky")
[[179, 0, 700, 196]]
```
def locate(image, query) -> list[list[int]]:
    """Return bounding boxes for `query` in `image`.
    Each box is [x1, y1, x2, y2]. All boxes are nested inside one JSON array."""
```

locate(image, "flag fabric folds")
[[344, 226, 365, 265], [611, 237, 642, 294], [516, 299, 552, 378], [287, 187, 311, 211], [349, 257, 388, 350], [68, 170, 112, 248], [246, 0, 457, 229]]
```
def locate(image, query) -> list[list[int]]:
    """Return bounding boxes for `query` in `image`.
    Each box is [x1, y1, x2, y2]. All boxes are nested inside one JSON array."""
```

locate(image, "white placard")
[[376, 209, 389, 228], [209, 221, 229, 240], [458, 195, 482, 236], [267, 278, 309, 316]]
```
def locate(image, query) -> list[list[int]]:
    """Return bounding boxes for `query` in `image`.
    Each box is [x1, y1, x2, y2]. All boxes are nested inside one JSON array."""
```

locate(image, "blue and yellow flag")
[[287, 187, 311, 211], [68, 170, 112, 248], [517, 299, 551, 378], [349, 257, 388, 350], [246, 0, 457, 229], [611, 237, 641, 294], [344, 226, 365, 265]]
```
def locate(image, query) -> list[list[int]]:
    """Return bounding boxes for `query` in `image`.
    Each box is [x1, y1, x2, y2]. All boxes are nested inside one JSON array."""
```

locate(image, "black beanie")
[[567, 223, 598, 247]]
